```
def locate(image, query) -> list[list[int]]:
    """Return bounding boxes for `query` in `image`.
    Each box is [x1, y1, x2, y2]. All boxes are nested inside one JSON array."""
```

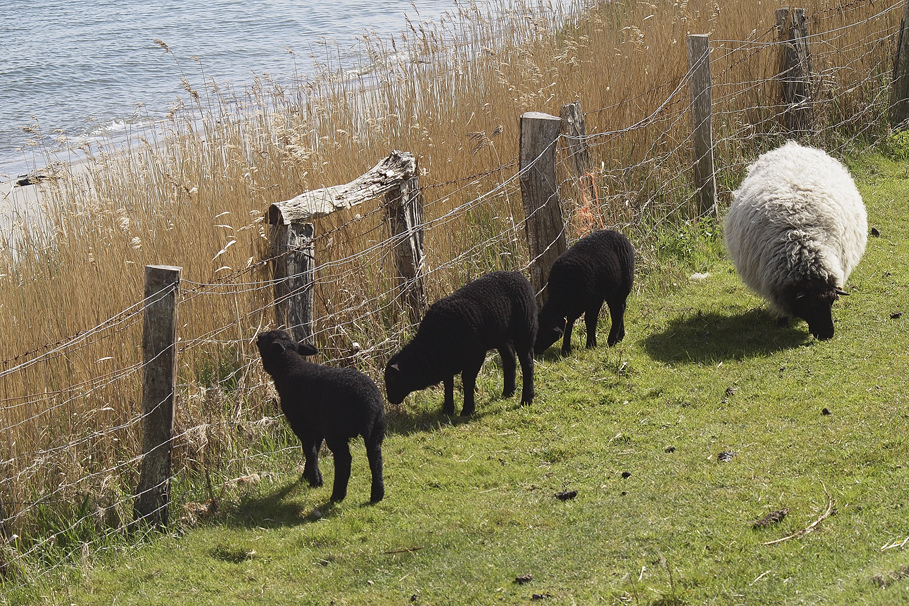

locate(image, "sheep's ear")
[[270, 341, 287, 355], [297, 342, 319, 356], [387, 363, 400, 374], [835, 286, 850, 296]]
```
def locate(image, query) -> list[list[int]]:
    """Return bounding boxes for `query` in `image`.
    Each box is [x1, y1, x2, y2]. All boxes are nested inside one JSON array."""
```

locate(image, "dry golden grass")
[[0, 0, 901, 542]]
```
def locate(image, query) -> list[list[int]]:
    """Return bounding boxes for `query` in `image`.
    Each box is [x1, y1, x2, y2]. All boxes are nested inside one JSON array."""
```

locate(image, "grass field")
[[13, 150, 904, 605]]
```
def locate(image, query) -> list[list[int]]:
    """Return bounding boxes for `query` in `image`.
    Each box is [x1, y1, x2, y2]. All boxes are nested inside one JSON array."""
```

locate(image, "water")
[[0, 0, 475, 179]]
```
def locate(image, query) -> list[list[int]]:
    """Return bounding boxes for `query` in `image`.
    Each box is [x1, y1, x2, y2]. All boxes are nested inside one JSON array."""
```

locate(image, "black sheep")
[[385, 270, 537, 416], [535, 229, 635, 356], [256, 330, 385, 503]]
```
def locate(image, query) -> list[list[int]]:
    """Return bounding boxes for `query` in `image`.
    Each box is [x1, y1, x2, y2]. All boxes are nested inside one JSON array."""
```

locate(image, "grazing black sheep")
[[534, 229, 635, 356], [256, 330, 385, 503], [384, 270, 537, 416]]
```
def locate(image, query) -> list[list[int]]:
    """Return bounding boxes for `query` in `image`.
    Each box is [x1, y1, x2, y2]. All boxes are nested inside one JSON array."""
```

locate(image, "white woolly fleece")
[[724, 141, 867, 315]]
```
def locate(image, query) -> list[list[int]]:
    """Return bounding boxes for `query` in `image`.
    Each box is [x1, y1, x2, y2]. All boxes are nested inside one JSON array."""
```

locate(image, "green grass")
[[19, 152, 909, 604]]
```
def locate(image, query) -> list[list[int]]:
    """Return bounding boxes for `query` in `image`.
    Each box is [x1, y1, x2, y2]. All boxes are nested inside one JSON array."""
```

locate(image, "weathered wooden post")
[[560, 101, 598, 218], [134, 264, 181, 528], [266, 151, 425, 328], [686, 34, 717, 218], [891, 0, 909, 129], [268, 221, 315, 345], [520, 111, 566, 302], [776, 7, 813, 134], [384, 159, 427, 324]]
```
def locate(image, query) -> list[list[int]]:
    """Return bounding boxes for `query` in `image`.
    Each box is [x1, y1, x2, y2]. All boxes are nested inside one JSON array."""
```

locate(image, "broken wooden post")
[[686, 34, 717, 217], [268, 222, 315, 345], [776, 7, 813, 134], [134, 264, 181, 528], [266, 150, 425, 327], [891, 0, 909, 129], [384, 158, 426, 324], [520, 111, 566, 302], [560, 101, 598, 223]]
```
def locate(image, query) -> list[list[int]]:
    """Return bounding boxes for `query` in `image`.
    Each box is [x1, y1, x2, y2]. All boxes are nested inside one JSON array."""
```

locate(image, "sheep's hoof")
[[303, 472, 323, 488], [330, 493, 346, 503], [460, 408, 475, 417], [502, 387, 516, 398], [370, 488, 385, 503]]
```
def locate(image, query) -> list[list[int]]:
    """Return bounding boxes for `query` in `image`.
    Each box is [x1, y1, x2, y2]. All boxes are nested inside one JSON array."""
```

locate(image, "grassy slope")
[[44, 153, 909, 604]]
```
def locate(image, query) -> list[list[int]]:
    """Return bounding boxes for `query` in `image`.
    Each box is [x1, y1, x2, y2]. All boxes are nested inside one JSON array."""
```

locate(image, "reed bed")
[[0, 0, 902, 584]]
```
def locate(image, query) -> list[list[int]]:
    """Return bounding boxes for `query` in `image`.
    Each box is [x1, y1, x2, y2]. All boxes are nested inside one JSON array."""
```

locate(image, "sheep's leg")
[[326, 438, 352, 503], [517, 346, 535, 406], [585, 301, 605, 349], [498, 343, 517, 398], [443, 376, 455, 416], [561, 316, 578, 355], [302, 434, 324, 488], [606, 298, 626, 346], [460, 356, 485, 416], [365, 434, 385, 503]]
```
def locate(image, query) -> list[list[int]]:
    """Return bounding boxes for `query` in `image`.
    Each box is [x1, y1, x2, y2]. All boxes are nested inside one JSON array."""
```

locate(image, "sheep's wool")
[[724, 141, 867, 315]]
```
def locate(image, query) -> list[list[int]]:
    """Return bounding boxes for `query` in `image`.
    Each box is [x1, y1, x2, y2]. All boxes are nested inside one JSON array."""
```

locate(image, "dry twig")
[[763, 493, 836, 546]]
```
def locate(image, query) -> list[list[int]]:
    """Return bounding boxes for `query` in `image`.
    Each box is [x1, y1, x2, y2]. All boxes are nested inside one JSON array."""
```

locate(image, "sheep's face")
[[787, 282, 845, 341], [383, 357, 413, 405], [534, 313, 566, 355], [256, 330, 318, 370]]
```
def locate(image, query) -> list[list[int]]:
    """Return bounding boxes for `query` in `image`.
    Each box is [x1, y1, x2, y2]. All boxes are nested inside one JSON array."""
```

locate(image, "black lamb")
[[256, 330, 385, 503], [384, 270, 537, 416], [535, 229, 635, 356]]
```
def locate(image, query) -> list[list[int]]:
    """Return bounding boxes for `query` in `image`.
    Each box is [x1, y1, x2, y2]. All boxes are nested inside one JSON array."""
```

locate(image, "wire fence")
[[0, 0, 904, 589]]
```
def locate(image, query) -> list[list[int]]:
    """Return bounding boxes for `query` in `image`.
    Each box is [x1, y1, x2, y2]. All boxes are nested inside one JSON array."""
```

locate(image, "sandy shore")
[[1, 177, 45, 228]]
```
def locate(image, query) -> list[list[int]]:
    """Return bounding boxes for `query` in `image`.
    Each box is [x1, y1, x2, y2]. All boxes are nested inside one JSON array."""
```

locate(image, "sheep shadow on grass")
[[226, 477, 360, 529], [385, 390, 503, 436], [642, 307, 811, 364]]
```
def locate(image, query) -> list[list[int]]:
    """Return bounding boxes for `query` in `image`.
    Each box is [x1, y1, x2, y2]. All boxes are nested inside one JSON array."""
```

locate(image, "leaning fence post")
[[776, 7, 813, 134], [686, 34, 717, 218], [384, 157, 427, 325], [520, 112, 566, 303], [891, 0, 909, 129], [560, 101, 598, 223], [134, 264, 181, 528], [269, 222, 315, 345]]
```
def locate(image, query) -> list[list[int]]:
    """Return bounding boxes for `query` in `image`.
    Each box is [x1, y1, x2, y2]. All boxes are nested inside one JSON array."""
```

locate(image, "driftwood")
[[267, 150, 417, 225]]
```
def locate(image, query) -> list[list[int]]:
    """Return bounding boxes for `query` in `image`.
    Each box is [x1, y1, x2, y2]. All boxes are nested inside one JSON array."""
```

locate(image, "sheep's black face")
[[534, 313, 565, 355], [534, 324, 563, 355], [791, 285, 839, 341], [384, 358, 411, 405], [255, 330, 318, 364]]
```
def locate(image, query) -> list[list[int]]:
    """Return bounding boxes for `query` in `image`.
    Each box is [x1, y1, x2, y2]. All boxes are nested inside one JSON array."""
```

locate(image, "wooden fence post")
[[686, 34, 717, 218], [776, 7, 813, 134], [560, 101, 598, 223], [385, 162, 426, 325], [520, 111, 566, 302], [269, 222, 315, 345], [891, 0, 909, 129], [265, 150, 422, 329], [134, 264, 181, 528]]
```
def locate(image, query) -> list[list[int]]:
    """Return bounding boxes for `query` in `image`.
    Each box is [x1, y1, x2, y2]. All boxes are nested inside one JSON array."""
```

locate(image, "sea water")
[[0, 0, 484, 179]]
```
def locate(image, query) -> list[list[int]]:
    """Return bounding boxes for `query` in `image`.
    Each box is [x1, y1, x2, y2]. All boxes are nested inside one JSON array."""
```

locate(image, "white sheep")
[[724, 141, 867, 340]]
